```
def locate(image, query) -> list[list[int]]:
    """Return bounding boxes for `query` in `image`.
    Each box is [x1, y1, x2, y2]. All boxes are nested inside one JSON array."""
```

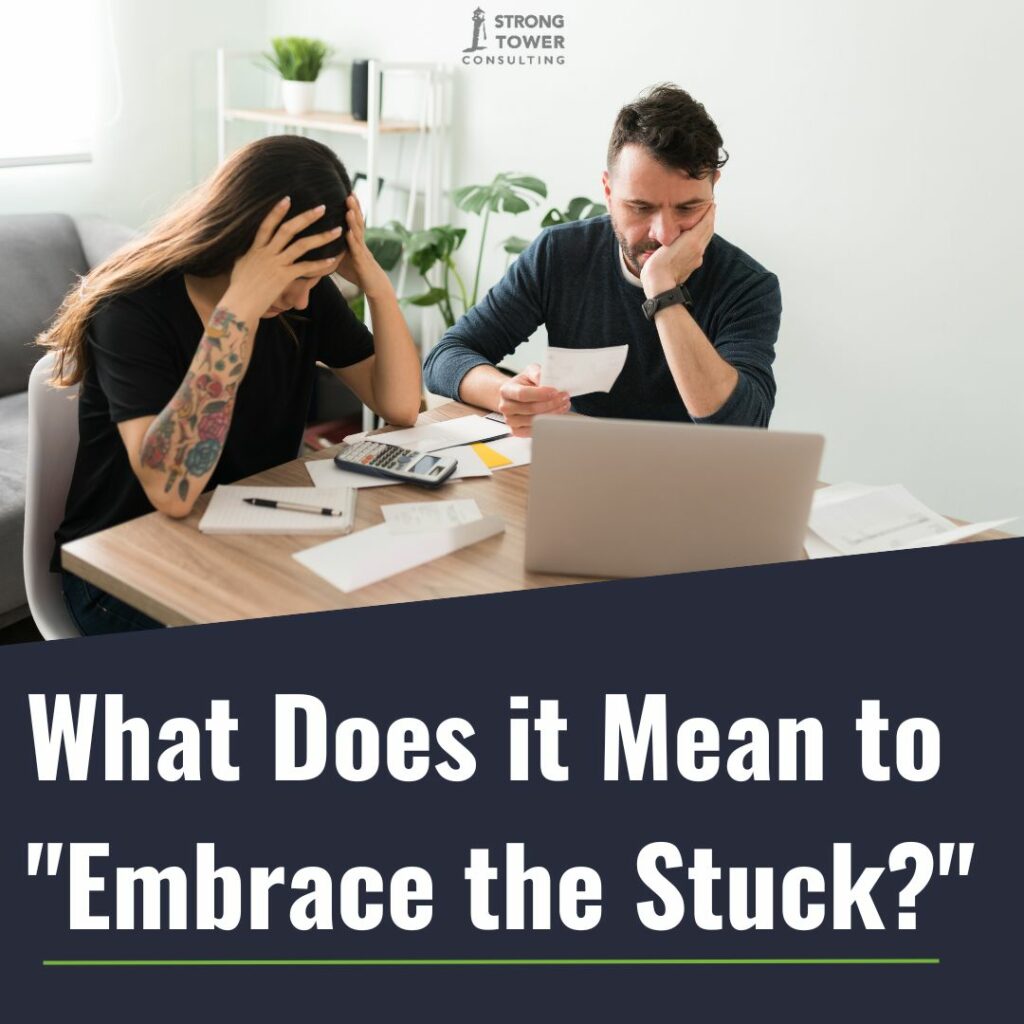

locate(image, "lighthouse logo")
[[464, 7, 488, 53], [460, 9, 567, 66]]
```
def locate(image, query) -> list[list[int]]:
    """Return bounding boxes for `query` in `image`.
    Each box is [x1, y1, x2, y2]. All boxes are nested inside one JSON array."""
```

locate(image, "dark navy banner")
[[2, 540, 1020, 1021]]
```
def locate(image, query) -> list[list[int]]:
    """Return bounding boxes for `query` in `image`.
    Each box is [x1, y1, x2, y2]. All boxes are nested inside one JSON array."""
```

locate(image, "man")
[[422, 84, 781, 437]]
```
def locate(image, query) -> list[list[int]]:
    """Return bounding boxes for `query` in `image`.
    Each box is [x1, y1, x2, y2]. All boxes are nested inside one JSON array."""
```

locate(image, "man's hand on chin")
[[639, 203, 717, 299]]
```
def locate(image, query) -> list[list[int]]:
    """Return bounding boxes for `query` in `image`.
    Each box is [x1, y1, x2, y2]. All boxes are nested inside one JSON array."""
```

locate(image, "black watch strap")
[[641, 284, 693, 321]]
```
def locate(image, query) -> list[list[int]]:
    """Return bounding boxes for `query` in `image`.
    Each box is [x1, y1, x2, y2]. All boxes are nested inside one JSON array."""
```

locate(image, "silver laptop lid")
[[526, 416, 824, 578]]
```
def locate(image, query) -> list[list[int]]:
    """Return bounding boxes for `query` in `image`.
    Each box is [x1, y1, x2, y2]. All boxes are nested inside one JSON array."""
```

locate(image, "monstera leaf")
[[500, 235, 531, 256], [405, 287, 449, 308], [452, 173, 548, 216], [359, 175, 593, 326], [451, 174, 548, 304], [541, 196, 605, 228], [364, 222, 409, 272], [406, 226, 467, 277]]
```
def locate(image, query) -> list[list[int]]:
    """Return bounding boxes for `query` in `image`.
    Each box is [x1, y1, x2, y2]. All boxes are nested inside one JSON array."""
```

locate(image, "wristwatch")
[[641, 284, 693, 321]]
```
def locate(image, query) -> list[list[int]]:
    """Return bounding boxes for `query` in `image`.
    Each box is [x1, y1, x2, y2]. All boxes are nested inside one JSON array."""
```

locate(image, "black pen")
[[243, 497, 345, 517], [426, 431, 512, 453]]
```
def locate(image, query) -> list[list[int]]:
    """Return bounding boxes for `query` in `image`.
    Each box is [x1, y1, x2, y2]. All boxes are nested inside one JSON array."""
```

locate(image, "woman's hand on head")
[[336, 195, 392, 301], [227, 197, 341, 318]]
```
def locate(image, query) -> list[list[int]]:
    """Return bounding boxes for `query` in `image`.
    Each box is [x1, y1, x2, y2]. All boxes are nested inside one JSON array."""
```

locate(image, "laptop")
[[525, 416, 824, 578]]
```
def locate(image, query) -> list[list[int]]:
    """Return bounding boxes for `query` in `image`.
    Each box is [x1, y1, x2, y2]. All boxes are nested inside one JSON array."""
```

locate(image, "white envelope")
[[293, 515, 506, 592]]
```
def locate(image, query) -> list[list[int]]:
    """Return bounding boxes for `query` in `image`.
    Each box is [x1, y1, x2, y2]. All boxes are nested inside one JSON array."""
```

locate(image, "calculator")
[[334, 439, 459, 488]]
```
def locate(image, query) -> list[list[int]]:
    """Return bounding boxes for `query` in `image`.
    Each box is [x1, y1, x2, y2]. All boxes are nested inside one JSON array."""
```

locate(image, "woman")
[[41, 135, 422, 635]]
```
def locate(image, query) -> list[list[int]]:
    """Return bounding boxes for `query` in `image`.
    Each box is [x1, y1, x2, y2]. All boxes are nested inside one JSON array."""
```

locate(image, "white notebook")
[[198, 486, 357, 535]]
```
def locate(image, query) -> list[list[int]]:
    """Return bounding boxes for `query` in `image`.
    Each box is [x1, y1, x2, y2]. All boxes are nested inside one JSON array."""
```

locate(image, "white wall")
[[267, 0, 1024, 530], [0, 0, 268, 229], [4, 0, 1019, 531]]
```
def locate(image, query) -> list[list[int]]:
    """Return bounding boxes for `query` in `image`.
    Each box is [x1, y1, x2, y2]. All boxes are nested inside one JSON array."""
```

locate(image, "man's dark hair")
[[607, 84, 729, 179]]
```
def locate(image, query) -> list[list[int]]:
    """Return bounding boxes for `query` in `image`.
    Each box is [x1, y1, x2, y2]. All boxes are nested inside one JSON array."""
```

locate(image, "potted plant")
[[363, 173, 546, 327], [363, 175, 604, 327], [260, 36, 332, 116]]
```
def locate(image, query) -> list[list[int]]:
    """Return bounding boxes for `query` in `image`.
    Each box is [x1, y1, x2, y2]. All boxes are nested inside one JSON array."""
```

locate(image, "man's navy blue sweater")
[[422, 215, 781, 426]]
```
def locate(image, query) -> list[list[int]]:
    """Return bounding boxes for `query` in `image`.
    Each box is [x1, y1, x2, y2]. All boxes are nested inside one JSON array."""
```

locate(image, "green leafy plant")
[[451, 173, 547, 306], [499, 197, 604, 266], [363, 172, 603, 329], [540, 196, 605, 228], [498, 235, 532, 260], [260, 36, 332, 82], [366, 222, 469, 327]]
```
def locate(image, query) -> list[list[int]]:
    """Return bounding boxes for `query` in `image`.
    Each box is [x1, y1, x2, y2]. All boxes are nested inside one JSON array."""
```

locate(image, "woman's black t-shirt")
[[53, 272, 374, 568]]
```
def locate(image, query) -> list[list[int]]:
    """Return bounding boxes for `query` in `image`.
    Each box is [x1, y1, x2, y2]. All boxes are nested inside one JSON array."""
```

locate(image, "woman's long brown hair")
[[39, 134, 353, 386]]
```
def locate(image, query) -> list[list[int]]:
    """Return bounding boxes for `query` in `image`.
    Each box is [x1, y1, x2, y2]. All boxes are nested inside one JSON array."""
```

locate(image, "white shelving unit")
[[215, 51, 452, 428]]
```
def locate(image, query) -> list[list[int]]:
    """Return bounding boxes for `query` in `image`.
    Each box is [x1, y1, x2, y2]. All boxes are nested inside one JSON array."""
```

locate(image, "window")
[[0, 1, 100, 168]]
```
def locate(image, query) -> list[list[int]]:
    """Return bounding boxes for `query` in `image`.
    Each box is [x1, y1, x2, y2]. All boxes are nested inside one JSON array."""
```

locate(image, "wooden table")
[[61, 403, 595, 626], [62, 403, 1012, 627]]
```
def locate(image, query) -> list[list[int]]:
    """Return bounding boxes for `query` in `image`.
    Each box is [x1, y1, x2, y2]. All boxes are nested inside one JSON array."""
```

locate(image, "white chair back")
[[24, 353, 81, 639]]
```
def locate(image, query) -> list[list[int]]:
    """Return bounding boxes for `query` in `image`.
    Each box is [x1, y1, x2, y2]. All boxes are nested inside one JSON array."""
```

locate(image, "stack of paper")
[[305, 428, 533, 490], [305, 444, 493, 489], [305, 414, 527, 490], [341, 414, 510, 452], [293, 499, 504, 592], [805, 483, 1014, 558]]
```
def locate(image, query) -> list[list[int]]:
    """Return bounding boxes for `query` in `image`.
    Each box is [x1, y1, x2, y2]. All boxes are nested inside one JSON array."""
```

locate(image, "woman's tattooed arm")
[[137, 306, 252, 510]]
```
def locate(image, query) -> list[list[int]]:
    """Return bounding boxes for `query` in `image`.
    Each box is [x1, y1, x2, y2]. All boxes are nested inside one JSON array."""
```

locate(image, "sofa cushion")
[[0, 391, 30, 613], [0, 213, 89, 398], [74, 215, 138, 273]]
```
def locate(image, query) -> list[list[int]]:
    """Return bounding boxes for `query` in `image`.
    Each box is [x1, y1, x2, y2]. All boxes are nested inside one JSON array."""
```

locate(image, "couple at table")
[[40, 84, 781, 636]]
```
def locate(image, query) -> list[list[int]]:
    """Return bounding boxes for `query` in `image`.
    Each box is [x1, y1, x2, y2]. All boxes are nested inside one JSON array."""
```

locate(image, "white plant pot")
[[281, 80, 316, 116]]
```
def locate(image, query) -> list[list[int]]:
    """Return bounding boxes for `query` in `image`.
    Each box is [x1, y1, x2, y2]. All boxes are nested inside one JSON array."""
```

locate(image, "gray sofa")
[[0, 213, 137, 628]]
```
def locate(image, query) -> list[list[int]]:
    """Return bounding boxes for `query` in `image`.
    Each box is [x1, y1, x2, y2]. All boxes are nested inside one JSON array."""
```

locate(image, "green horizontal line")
[[44, 958, 940, 967]]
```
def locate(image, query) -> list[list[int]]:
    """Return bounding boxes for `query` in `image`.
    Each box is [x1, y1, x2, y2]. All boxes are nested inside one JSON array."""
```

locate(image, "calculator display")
[[411, 456, 440, 474]]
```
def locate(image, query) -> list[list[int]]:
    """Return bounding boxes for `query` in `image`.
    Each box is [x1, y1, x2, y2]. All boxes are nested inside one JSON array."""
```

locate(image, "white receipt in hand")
[[541, 345, 628, 397]]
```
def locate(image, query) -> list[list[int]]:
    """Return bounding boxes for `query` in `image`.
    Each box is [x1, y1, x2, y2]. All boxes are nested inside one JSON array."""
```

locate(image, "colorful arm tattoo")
[[140, 306, 250, 504]]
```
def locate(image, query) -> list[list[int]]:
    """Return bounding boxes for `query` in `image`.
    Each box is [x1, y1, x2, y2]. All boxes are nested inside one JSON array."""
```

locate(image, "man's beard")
[[612, 223, 660, 278]]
